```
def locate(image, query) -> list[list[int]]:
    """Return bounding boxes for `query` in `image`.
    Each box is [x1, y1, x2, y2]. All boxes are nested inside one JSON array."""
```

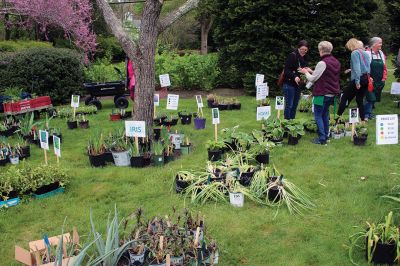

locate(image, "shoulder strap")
[[358, 49, 368, 67]]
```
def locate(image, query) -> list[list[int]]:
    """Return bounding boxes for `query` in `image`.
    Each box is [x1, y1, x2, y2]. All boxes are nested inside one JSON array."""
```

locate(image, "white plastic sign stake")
[[125, 121, 146, 138], [169, 133, 183, 149], [212, 108, 220, 125], [159, 74, 171, 87], [257, 106, 271, 121], [39, 130, 49, 150], [376, 115, 398, 145], [53, 135, 61, 158], [255, 74, 264, 86], [166, 94, 179, 110], [154, 94, 160, 107], [275, 96, 285, 110], [390, 82, 400, 95], [71, 95, 80, 108], [256, 83, 269, 100], [349, 108, 359, 124], [195, 95, 203, 108]]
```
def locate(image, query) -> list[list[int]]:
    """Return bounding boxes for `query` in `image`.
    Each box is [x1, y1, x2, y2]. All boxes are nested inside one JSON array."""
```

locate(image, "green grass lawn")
[[1, 88, 400, 265]]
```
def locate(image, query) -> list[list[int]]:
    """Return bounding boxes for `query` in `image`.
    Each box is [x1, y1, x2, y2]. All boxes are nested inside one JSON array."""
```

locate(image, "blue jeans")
[[314, 96, 334, 142], [364, 101, 373, 119], [283, 83, 301, 119]]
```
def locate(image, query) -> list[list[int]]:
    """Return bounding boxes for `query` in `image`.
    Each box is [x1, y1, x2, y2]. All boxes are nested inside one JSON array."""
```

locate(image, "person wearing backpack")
[[282, 40, 311, 120], [337, 38, 371, 121], [364, 37, 387, 120]]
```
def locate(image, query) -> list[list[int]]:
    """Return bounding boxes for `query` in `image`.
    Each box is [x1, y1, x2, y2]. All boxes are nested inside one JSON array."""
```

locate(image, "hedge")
[[0, 40, 52, 52], [0, 47, 84, 104]]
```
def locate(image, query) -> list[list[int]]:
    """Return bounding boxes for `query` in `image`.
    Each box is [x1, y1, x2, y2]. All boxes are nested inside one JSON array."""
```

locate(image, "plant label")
[[255, 74, 264, 86], [349, 108, 359, 124], [376, 115, 398, 145], [256, 83, 268, 100], [390, 82, 400, 95], [39, 130, 49, 150], [212, 108, 220, 124], [71, 95, 80, 108], [257, 106, 271, 121], [169, 133, 184, 149], [159, 74, 171, 87], [154, 94, 160, 107], [53, 135, 61, 157], [125, 121, 146, 138], [166, 94, 179, 110], [195, 95, 203, 108], [275, 96, 285, 110]]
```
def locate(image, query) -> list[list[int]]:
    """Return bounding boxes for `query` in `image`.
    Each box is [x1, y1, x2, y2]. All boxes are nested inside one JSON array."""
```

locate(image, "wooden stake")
[[214, 124, 218, 141], [73, 107, 76, 119], [194, 227, 201, 247], [56, 155, 60, 166], [277, 110, 281, 118], [166, 254, 171, 266], [44, 149, 48, 165], [351, 122, 356, 141], [159, 235, 164, 250], [135, 136, 139, 152]]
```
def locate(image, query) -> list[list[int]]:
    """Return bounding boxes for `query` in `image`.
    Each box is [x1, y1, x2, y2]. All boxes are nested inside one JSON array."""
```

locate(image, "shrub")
[[84, 59, 125, 83], [95, 36, 125, 62], [0, 47, 85, 104], [0, 40, 52, 52]]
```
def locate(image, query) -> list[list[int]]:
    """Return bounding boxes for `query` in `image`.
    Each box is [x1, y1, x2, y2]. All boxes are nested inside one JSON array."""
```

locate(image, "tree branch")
[[157, 0, 199, 33], [95, 0, 139, 64]]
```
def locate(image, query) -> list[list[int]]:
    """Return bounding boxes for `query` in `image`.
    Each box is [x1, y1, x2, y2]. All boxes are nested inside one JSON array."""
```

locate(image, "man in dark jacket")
[[300, 41, 341, 145]]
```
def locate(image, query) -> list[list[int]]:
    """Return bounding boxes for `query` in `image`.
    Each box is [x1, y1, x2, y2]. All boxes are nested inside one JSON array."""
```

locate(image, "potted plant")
[[17, 112, 40, 143], [251, 130, 275, 164], [259, 97, 271, 107], [0, 150, 7, 166], [194, 111, 206, 130], [206, 94, 217, 108], [154, 113, 167, 127], [217, 98, 228, 111], [232, 131, 254, 152], [49, 127, 62, 144], [30, 165, 70, 198], [67, 117, 78, 129], [332, 124, 345, 139], [221, 126, 239, 151], [111, 135, 131, 167], [348, 211, 399, 265], [130, 141, 144, 168], [178, 110, 192, 125], [232, 97, 241, 110], [163, 115, 179, 127], [180, 134, 192, 155], [206, 140, 225, 161], [152, 141, 164, 166], [354, 124, 368, 146], [87, 132, 106, 167], [8, 145, 21, 165], [175, 171, 197, 193], [237, 155, 257, 187], [303, 119, 318, 133], [298, 97, 311, 112], [344, 123, 352, 137], [110, 108, 121, 121], [227, 179, 244, 207], [78, 114, 90, 129], [285, 120, 305, 145]]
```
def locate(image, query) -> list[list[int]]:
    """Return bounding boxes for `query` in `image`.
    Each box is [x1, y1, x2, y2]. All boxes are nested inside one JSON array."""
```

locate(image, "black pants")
[[338, 77, 368, 121]]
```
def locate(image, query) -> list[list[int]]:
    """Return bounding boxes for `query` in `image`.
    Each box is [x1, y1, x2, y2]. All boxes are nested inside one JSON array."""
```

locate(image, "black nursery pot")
[[180, 115, 192, 125], [267, 176, 282, 202], [232, 103, 241, 110], [0, 158, 7, 166], [89, 153, 106, 167], [67, 120, 78, 129], [207, 99, 215, 108], [175, 176, 191, 193], [239, 170, 255, 186], [354, 136, 367, 146], [288, 135, 299, 145], [34, 181, 60, 195], [130, 155, 144, 168], [256, 153, 269, 164], [218, 104, 228, 110], [366, 240, 397, 264], [79, 121, 90, 129], [164, 154, 175, 164], [153, 128, 161, 141], [21, 146, 31, 159], [208, 149, 222, 161], [103, 152, 114, 163]]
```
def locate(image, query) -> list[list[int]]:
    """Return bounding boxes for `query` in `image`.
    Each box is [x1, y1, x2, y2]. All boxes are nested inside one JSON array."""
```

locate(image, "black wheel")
[[114, 95, 123, 104], [115, 96, 129, 109], [85, 96, 95, 106], [89, 99, 102, 110], [47, 108, 57, 118]]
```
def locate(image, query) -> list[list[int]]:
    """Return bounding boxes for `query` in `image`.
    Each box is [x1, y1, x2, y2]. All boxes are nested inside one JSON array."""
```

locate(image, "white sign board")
[[71, 95, 80, 108], [256, 83, 269, 100], [212, 108, 220, 125], [275, 96, 285, 110], [376, 115, 398, 145], [255, 74, 264, 86], [169, 133, 184, 149], [159, 74, 171, 87], [53, 135, 61, 157], [154, 94, 160, 107], [39, 130, 49, 150], [390, 82, 400, 95], [349, 108, 359, 124], [195, 95, 203, 108], [256, 106, 271, 121], [125, 121, 146, 138], [166, 94, 179, 110]]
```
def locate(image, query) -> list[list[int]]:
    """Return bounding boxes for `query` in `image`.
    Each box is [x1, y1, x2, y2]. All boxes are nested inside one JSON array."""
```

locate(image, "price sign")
[[195, 95, 203, 108], [159, 74, 171, 87], [39, 130, 49, 150], [125, 121, 146, 138], [390, 82, 400, 95], [169, 133, 184, 149], [167, 94, 179, 110], [71, 95, 80, 108], [53, 135, 61, 157], [376, 115, 398, 145], [349, 108, 359, 124], [256, 106, 271, 121], [255, 74, 264, 86], [154, 94, 160, 107], [212, 108, 220, 124], [275, 96, 285, 110], [256, 83, 269, 100]]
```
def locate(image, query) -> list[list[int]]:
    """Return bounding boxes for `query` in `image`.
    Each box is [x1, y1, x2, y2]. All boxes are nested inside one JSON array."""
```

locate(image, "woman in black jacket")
[[283, 40, 310, 119]]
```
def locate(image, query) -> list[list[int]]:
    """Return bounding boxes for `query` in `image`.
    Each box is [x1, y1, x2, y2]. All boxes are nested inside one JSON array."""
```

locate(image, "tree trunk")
[[200, 17, 213, 55]]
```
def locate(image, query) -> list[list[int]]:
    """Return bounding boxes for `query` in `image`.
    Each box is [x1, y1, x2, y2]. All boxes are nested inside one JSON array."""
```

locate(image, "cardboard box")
[[15, 228, 79, 266]]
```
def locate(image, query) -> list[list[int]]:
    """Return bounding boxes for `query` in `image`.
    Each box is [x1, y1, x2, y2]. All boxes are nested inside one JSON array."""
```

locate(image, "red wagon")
[[2, 96, 53, 116]]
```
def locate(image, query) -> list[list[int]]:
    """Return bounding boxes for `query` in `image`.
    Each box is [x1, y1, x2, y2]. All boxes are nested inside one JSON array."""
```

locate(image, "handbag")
[[358, 49, 374, 92], [277, 70, 284, 88]]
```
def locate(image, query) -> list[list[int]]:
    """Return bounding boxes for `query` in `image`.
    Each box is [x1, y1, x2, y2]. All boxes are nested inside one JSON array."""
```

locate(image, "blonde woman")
[[337, 38, 370, 121]]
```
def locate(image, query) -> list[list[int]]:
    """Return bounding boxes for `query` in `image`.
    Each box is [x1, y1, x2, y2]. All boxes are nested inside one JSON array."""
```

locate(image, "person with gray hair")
[[300, 41, 341, 145], [364, 36, 387, 120]]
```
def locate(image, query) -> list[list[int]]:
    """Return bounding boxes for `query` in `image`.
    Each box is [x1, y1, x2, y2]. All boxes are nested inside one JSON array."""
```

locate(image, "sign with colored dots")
[[376, 115, 398, 145]]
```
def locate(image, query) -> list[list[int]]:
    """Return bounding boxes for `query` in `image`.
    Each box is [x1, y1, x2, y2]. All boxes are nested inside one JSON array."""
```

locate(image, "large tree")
[[212, 0, 377, 95], [96, 0, 199, 133], [385, 0, 400, 79]]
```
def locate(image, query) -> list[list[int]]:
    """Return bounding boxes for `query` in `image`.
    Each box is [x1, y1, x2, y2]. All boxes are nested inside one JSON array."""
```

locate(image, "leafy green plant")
[[17, 113, 40, 136], [285, 120, 305, 138], [250, 130, 275, 155], [205, 140, 226, 151], [87, 132, 106, 156], [152, 141, 164, 156], [355, 124, 368, 137]]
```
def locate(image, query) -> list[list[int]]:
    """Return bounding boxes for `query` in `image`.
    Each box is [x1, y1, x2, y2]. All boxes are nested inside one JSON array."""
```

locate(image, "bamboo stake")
[[44, 149, 48, 165], [214, 124, 218, 141]]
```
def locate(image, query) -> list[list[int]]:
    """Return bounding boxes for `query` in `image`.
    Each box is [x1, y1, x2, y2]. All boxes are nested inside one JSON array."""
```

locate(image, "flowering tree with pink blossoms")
[[1, 0, 96, 55]]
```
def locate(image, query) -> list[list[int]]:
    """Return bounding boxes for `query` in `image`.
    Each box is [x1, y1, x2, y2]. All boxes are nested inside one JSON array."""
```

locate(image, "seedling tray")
[[32, 187, 65, 199], [0, 197, 20, 208]]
